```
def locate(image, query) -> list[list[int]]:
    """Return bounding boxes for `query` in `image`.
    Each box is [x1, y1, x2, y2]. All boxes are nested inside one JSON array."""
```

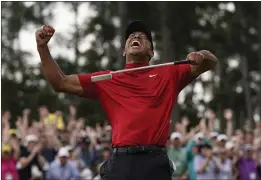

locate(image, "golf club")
[[91, 59, 191, 82]]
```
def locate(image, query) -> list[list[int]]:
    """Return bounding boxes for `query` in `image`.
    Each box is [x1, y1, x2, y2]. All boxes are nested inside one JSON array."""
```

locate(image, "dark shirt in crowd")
[[41, 148, 57, 163], [18, 146, 43, 180]]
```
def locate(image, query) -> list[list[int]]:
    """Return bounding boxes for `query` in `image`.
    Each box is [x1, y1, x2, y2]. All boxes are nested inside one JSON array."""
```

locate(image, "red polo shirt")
[[77, 62, 193, 147]]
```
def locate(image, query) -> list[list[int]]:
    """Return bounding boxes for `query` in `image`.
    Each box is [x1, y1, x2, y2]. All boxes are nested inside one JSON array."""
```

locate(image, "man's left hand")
[[187, 52, 204, 65]]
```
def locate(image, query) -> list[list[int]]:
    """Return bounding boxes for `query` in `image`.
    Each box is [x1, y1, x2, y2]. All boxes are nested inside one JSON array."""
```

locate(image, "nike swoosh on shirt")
[[149, 74, 158, 77]]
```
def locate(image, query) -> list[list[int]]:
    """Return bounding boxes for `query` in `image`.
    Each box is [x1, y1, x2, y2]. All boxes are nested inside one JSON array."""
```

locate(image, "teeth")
[[131, 40, 141, 46]]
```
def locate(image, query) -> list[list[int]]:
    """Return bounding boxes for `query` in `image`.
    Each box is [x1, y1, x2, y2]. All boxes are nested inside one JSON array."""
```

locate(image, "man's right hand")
[[35, 25, 55, 47]]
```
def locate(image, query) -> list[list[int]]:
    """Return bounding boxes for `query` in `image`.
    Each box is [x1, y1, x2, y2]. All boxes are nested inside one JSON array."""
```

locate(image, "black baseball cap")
[[125, 20, 154, 50], [197, 142, 212, 149]]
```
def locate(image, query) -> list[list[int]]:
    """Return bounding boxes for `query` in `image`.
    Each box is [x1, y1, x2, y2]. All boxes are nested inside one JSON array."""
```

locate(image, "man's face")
[[28, 141, 37, 151], [201, 147, 211, 156], [103, 150, 110, 161], [2, 151, 11, 160], [211, 136, 217, 142], [124, 31, 153, 59], [171, 138, 181, 147], [219, 149, 227, 160], [59, 156, 67, 165], [245, 133, 254, 144], [246, 149, 253, 158], [220, 140, 226, 147]]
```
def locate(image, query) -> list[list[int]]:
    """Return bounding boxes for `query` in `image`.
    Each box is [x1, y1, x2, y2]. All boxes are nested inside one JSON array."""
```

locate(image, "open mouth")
[[131, 40, 141, 47]]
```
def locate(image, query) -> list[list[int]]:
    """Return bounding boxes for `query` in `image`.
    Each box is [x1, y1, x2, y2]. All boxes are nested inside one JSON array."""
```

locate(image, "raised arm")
[[35, 25, 84, 96]]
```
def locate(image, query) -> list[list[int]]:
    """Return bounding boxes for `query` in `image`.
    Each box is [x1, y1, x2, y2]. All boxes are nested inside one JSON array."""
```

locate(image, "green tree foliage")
[[1, 2, 261, 129]]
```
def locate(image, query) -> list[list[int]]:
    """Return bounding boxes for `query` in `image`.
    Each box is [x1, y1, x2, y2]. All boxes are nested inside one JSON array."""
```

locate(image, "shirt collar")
[[125, 62, 149, 69]]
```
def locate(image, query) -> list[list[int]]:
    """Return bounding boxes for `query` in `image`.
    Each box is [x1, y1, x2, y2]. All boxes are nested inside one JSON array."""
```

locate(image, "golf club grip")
[[91, 74, 112, 82]]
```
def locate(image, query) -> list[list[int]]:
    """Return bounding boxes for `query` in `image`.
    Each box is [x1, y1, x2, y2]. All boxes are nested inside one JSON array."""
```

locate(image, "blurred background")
[[1, 1, 261, 180]]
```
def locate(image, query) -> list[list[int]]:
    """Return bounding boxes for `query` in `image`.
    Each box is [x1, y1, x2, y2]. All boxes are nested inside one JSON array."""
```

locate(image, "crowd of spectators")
[[167, 109, 261, 180], [2, 106, 261, 180]]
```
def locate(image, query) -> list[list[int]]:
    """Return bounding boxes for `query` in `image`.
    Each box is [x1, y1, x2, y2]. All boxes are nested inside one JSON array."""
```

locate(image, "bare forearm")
[[37, 45, 66, 91], [3, 128, 10, 144], [226, 121, 233, 138], [20, 153, 36, 168], [13, 148, 20, 160], [22, 115, 29, 130], [208, 119, 214, 134], [198, 158, 210, 173], [38, 155, 46, 168]]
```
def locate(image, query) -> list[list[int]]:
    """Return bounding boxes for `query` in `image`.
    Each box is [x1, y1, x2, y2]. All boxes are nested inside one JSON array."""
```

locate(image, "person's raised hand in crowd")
[[95, 123, 102, 137], [224, 108, 233, 138], [69, 105, 77, 119], [15, 116, 22, 130], [2, 111, 11, 144], [76, 118, 85, 130], [181, 116, 190, 135], [199, 118, 207, 135], [2, 111, 11, 127], [22, 108, 30, 126], [207, 109, 216, 120], [205, 109, 215, 134], [174, 122, 182, 133], [9, 137, 20, 160], [39, 106, 49, 123], [23, 108, 31, 117], [224, 109, 233, 121]]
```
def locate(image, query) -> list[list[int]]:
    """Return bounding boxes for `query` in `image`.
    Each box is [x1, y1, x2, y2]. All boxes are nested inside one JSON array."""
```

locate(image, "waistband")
[[112, 145, 166, 154]]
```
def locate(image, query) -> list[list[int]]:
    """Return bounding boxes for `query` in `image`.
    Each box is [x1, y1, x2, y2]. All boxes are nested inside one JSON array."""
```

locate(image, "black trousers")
[[100, 150, 174, 180]]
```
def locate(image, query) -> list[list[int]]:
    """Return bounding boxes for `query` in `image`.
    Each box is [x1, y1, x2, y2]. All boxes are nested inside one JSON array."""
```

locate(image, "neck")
[[125, 61, 149, 69], [126, 55, 149, 64], [173, 145, 180, 149]]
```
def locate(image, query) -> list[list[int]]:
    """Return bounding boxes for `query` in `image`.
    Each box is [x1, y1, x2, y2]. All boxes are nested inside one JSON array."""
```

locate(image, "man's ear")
[[148, 50, 154, 59], [123, 49, 126, 57]]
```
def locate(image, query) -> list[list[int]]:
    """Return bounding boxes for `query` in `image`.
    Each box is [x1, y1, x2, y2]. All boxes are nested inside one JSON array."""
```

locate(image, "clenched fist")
[[35, 25, 55, 47], [187, 52, 205, 65]]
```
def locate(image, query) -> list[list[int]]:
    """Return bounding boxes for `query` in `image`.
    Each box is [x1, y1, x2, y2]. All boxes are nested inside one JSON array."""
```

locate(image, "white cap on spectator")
[[217, 134, 228, 142], [65, 145, 73, 152], [170, 132, 182, 141], [25, 134, 38, 146], [225, 141, 234, 150], [58, 147, 69, 157], [194, 132, 204, 142], [210, 132, 219, 138]]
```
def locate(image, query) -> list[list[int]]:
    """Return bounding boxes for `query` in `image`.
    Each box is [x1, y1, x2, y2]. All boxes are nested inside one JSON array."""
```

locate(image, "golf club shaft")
[[91, 60, 191, 82]]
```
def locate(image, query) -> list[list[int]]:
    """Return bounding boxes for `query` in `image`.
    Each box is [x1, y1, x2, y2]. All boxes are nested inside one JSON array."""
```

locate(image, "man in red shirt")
[[36, 20, 217, 180]]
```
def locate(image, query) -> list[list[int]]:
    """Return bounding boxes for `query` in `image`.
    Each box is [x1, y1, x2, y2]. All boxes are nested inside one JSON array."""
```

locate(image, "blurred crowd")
[[167, 109, 261, 180], [1, 106, 261, 180]]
